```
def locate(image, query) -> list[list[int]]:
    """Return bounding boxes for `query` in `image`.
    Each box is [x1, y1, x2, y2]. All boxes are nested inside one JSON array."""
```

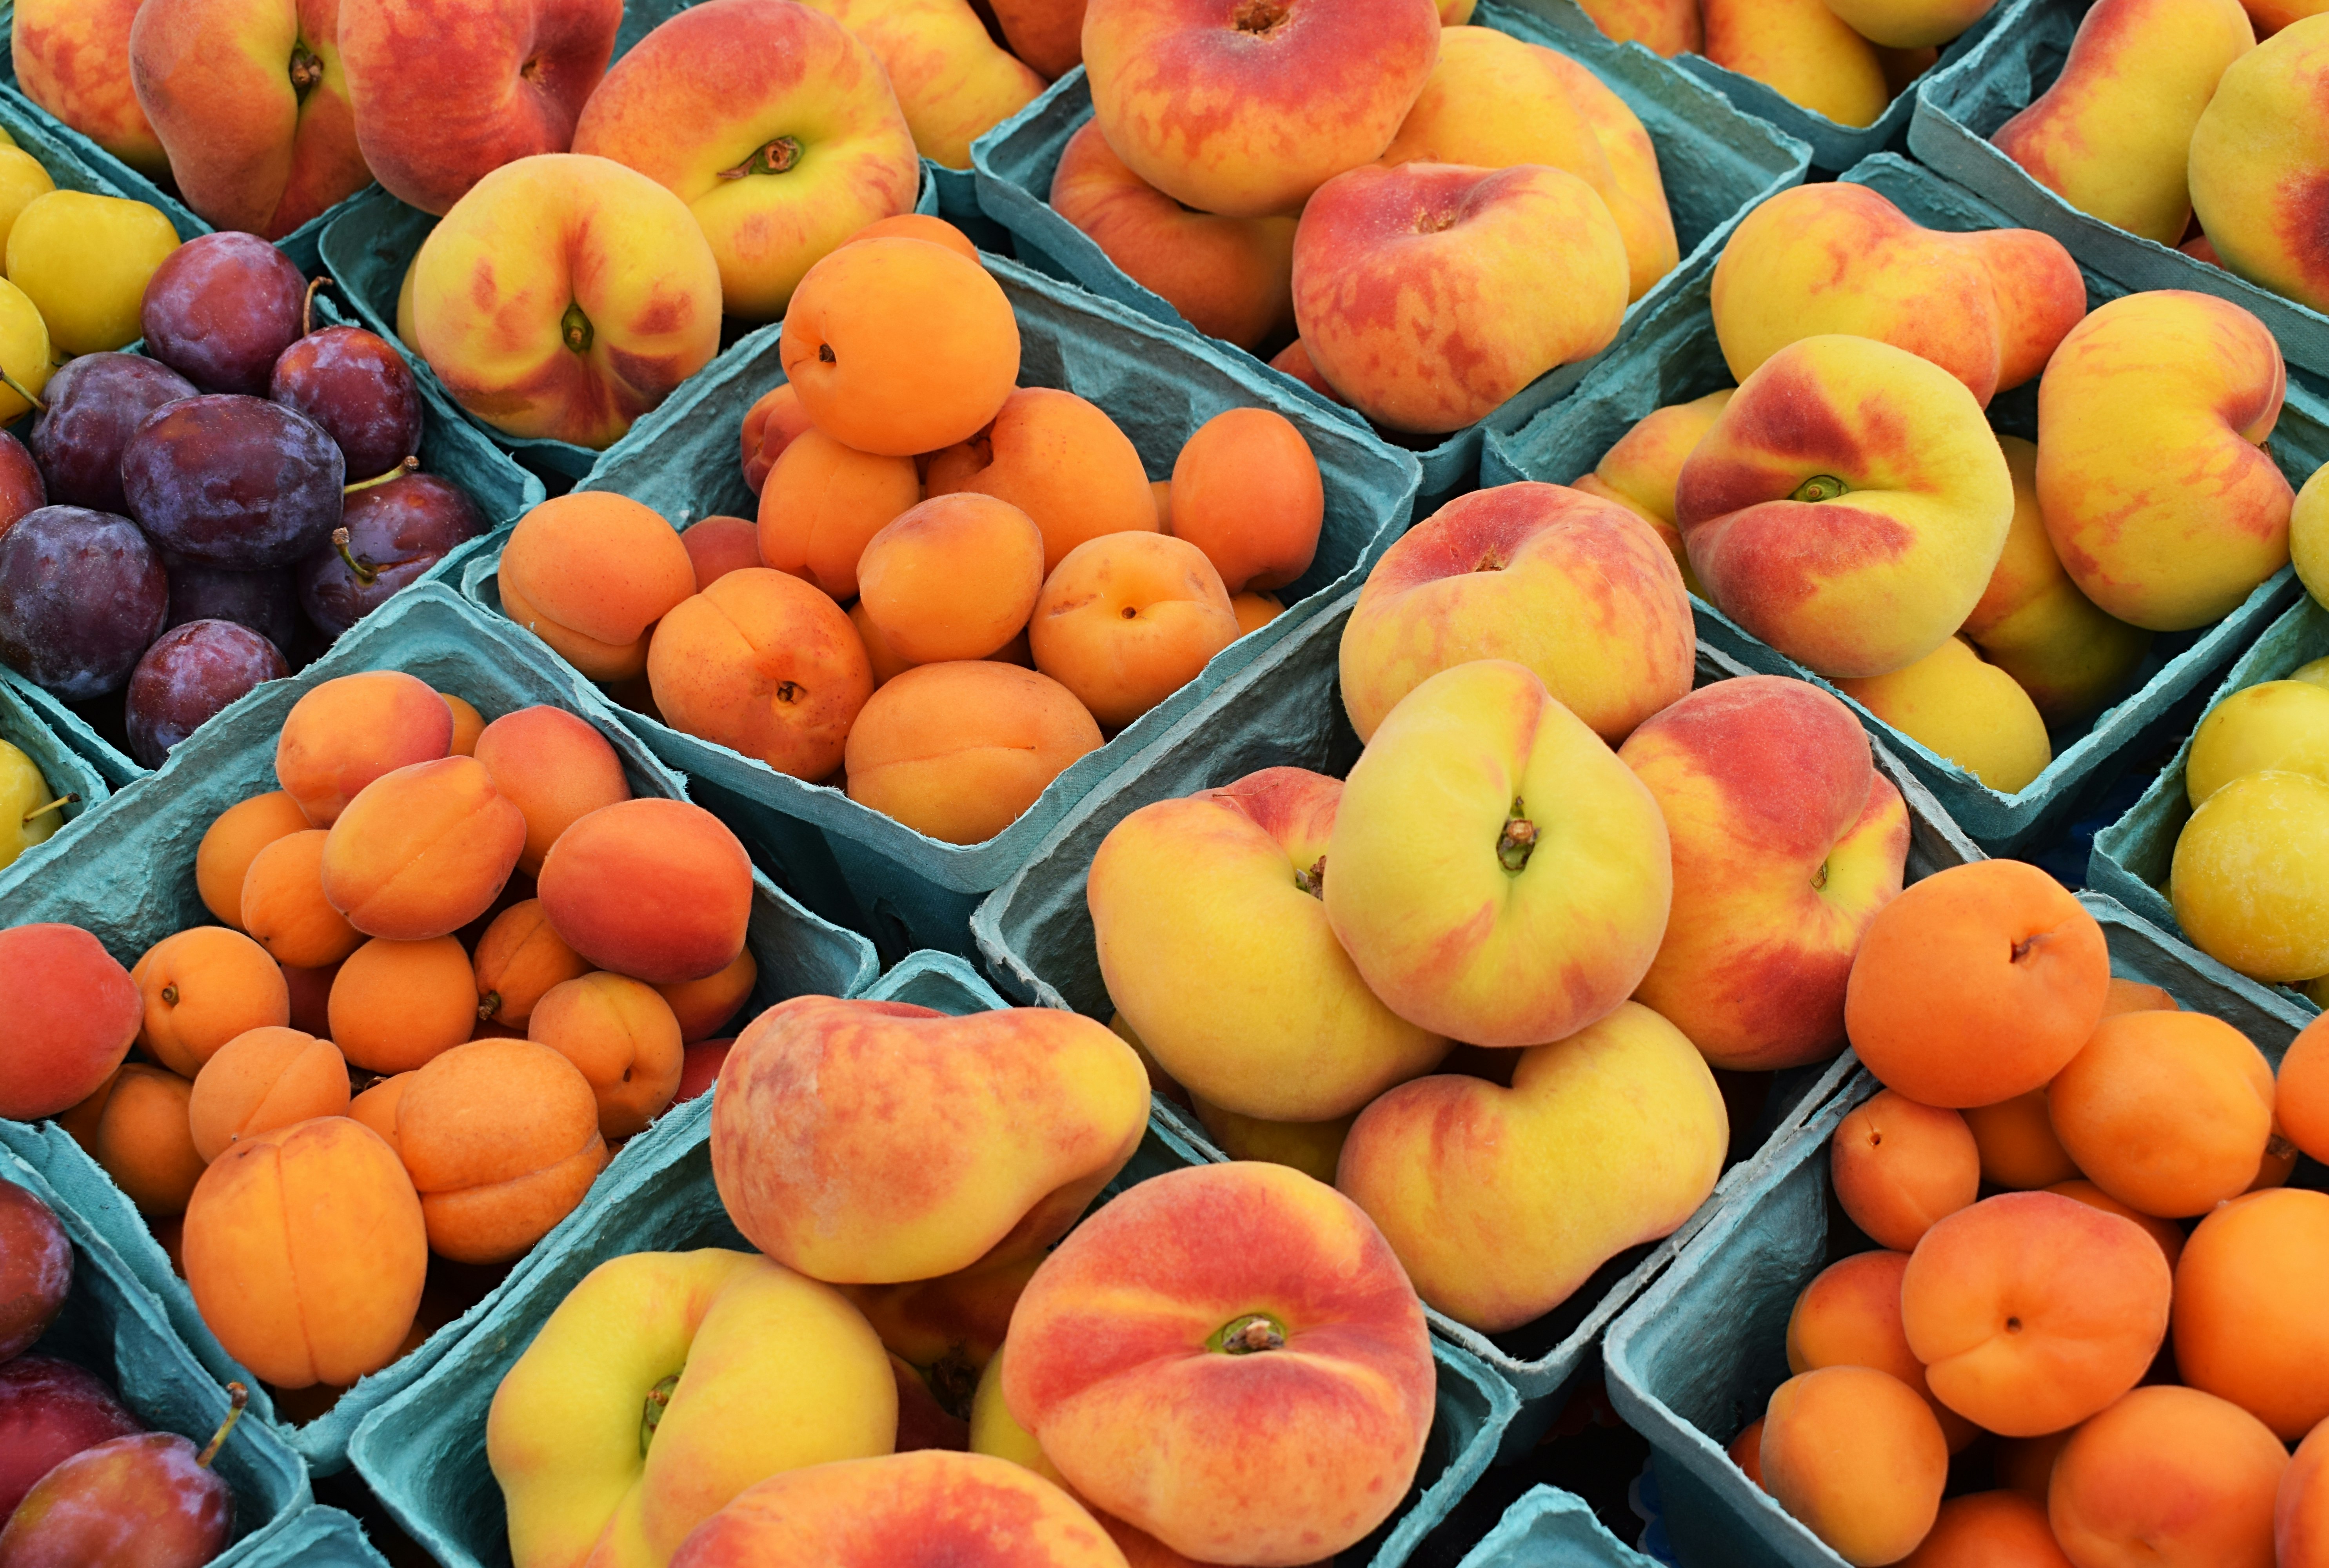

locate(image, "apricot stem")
[[332, 528, 381, 587], [716, 136, 806, 180], [1789, 474, 1850, 504], [1209, 1313, 1287, 1354], [1293, 855, 1325, 899], [288, 44, 323, 102], [197, 1384, 249, 1469], [640, 1372, 680, 1457], [21, 794, 74, 824], [0, 367, 44, 414], [1496, 799, 1538, 874], [477, 991, 501, 1023], [563, 301, 594, 356], [343, 456, 419, 497], [161, 984, 179, 1005]]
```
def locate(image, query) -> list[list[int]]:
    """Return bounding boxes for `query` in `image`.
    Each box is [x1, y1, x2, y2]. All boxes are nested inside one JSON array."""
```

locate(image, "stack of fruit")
[[0, 231, 487, 768], [0, 670, 761, 1414], [0, 127, 179, 388], [1720, 859, 2328, 1568]]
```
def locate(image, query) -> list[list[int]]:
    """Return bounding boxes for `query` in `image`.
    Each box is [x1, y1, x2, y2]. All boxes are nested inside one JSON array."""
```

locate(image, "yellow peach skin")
[[1838, 637, 2052, 794], [411, 154, 723, 449], [1571, 390, 1733, 584], [14, 0, 167, 177], [2190, 15, 2329, 315], [800, 0, 1045, 169], [2035, 291, 2292, 632], [1573, 0, 1698, 53], [1187, 1095, 1354, 1182], [1701, 0, 1888, 128], [1824, 0, 2001, 48]]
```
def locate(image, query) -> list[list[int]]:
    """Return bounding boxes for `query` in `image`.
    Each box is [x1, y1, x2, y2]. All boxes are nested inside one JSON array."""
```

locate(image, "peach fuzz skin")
[[1701, 0, 1888, 129], [1571, 390, 1732, 581], [1571, 0, 1698, 53], [1761, 1366, 1948, 1566], [797, 0, 1045, 169], [2191, 16, 2329, 316], [14, 0, 166, 176]]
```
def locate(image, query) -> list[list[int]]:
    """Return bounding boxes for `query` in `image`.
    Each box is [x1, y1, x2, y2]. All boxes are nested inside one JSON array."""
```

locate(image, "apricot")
[[756, 427, 923, 600], [129, 926, 291, 1078], [1030, 532, 1237, 729], [187, 1027, 351, 1163], [240, 830, 364, 969], [1962, 1089, 2079, 1190], [676, 1040, 731, 1104], [1844, 861, 2111, 1107], [472, 900, 591, 1029], [89, 1064, 205, 1218], [536, 798, 753, 985], [848, 600, 917, 688], [1761, 1366, 1948, 1566], [499, 493, 698, 682], [527, 972, 685, 1142], [1232, 590, 1284, 636], [182, 1115, 427, 1388], [2102, 977, 2176, 1015], [680, 515, 762, 590], [471, 705, 633, 875], [1150, 479, 1172, 529], [1167, 408, 1324, 595], [927, 387, 1156, 573], [646, 567, 875, 782], [843, 662, 1104, 843], [858, 494, 1045, 664], [280, 960, 337, 1037], [348, 1071, 410, 1155], [1729, 1417, 1766, 1491], [654, 949, 758, 1043], [2044, 1180, 2183, 1269], [2284, 1014, 2329, 1163], [778, 236, 1019, 457], [2049, 1386, 2287, 1568], [1787, 1249, 1977, 1450], [1831, 1091, 1980, 1251], [1900, 1191, 2171, 1436], [196, 791, 314, 928], [1998, 1430, 2075, 1502], [441, 693, 485, 756], [741, 382, 814, 494], [848, 213, 979, 260], [394, 1038, 607, 1264], [275, 670, 453, 826], [2173, 1189, 2329, 1440], [321, 757, 527, 941], [329, 936, 477, 1075], [1902, 1492, 2073, 1568], [2284, 1420, 2329, 1568], [2048, 1009, 2275, 1218]]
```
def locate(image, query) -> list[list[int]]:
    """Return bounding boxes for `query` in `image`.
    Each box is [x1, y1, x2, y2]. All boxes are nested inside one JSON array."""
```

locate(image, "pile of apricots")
[[492, 216, 1328, 846], [0, 671, 759, 1407], [1729, 858, 2329, 1568]]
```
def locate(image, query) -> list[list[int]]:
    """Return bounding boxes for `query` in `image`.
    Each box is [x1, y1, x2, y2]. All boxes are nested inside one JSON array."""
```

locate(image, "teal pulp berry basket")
[[0, 659, 111, 889]]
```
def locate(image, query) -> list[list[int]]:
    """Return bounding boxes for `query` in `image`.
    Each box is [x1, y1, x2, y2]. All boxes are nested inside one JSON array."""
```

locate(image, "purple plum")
[[297, 472, 485, 638], [138, 232, 306, 396], [0, 508, 168, 699], [28, 356, 197, 515], [124, 621, 287, 767], [121, 396, 343, 572], [164, 564, 301, 652], [269, 325, 423, 482]]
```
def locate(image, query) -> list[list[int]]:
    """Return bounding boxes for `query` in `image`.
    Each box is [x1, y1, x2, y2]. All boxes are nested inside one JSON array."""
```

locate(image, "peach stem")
[[197, 1384, 249, 1469], [1293, 855, 1325, 899], [717, 137, 805, 180], [563, 302, 594, 356], [289, 45, 323, 102], [1208, 1313, 1287, 1354], [1496, 800, 1538, 874], [640, 1372, 680, 1457], [1789, 474, 1850, 504]]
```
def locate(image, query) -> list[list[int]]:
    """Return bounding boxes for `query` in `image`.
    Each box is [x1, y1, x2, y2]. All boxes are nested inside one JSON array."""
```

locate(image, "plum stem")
[[563, 301, 594, 356], [1789, 474, 1850, 504], [343, 456, 419, 496], [1496, 799, 1538, 874], [716, 136, 806, 179], [333, 528, 380, 587], [20, 793, 74, 824], [197, 1385, 249, 1469], [301, 276, 331, 338], [0, 367, 44, 414]]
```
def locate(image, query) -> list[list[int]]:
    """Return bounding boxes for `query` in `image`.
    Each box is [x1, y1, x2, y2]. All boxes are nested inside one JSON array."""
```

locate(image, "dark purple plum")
[[28, 354, 197, 515], [121, 396, 344, 572], [269, 325, 423, 482], [165, 564, 301, 651], [297, 472, 485, 639], [0, 432, 44, 541], [138, 233, 307, 396], [0, 507, 168, 699], [124, 619, 287, 766]]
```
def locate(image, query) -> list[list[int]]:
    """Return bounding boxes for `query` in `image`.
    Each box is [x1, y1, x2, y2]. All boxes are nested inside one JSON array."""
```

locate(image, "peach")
[[196, 791, 315, 929], [2172, 1189, 2329, 1439], [1962, 1091, 2080, 1190], [1187, 1097, 1353, 1182], [1570, 390, 1733, 580], [129, 926, 292, 1078], [1080, 0, 1440, 218], [676, 1040, 730, 1105], [1828, 0, 2002, 46], [471, 704, 633, 876], [182, 1115, 427, 1388], [412, 152, 721, 448], [1836, 636, 2053, 795], [472, 900, 591, 1029], [13, 0, 167, 176], [396, 1037, 608, 1264], [843, 662, 1105, 842], [646, 568, 874, 781], [1344, 483, 1690, 746], [499, 492, 699, 683], [1760, 1367, 1948, 1566], [1832, 1091, 1981, 1252], [347, 1071, 410, 1154], [1030, 532, 1238, 729], [2045, 1181, 2187, 1269], [653, 950, 758, 1044], [1900, 1191, 2172, 1436], [527, 972, 684, 1141], [240, 829, 365, 970], [848, 213, 979, 259], [797, 0, 1045, 169], [2284, 1419, 2329, 1568], [2191, 16, 2329, 314], [1902, 1491, 2074, 1568], [841, 1250, 1040, 1386], [1292, 161, 1628, 435], [927, 387, 1157, 576], [274, 670, 453, 826], [320, 757, 527, 940], [1702, 0, 1888, 127], [87, 1064, 205, 1219], [859, 494, 1046, 664], [1573, 0, 1698, 51], [679, 516, 763, 590], [1165, 410, 1321, 595], [280, 960, 337, 1038], [778, 237, 1019, 457], [1048, 120, 1296, 352], [1843, 860, 2111, 1107], [2048, 1385, 2287, 1568], [188, 1027, 351, 1163], [329, 935, 478, 1075], [741, 383, 814, 494], [1788, 1250, 1978, 1452], [536, 797, 753, 985], [756, 426, 924, 601], [2285, 1014, 2329, 1161], [2047, 1009, 2275, 1217]]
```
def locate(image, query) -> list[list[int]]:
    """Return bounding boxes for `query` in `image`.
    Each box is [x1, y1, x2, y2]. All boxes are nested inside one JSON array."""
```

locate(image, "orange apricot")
[[1761, 1366, 1947, 1566], [2283, 1420, 2329, 1568], [499, 493, 698, 682], [858, 494, 1045, 663], [646, 567, 874, 781], [1962, 1089, 2080, 1190], [756, 427, 922, 601], [1728, 1417, 1766, 1491], [280, 960, 337, 1037], [2048, 1385, 2286, 1568], [2172, 1188, 2329, 1440], [394, 1038, 607, 1264], [129, 926, 291, 1078], [471, 705, 634, 875], [849, 599, 917, 688], [1831, 1090, 1980, 1251], [441, 693, 485, 756], [536, 798, 753, 985], [676, 1039, 731, 1104], [88, 1064, 205, 1218], [987, 628, 1033, 668], [1843, 861, 2111, 1107], [741, 383, 814, 494], [473, 900, 592, 1028], [680, 515, 763, 589], [187, 1027, 351, 1163], [2102, 977, 2176, 1015], [196, 791, 314, 928], [1901, 1491, 2072, 1568], [847, 213, 979, 261], [1900, 1191, 2171, 1437], [927, 387, 1156, 573], [528, 972, 685, 1140], [654, 948, 757, 1043], [1787, 1249, 1977, 1451], [182, 1115, 427, 1388], [778, 236, 1019, 457], [1231, 590, 1285, 637], [2253, 1124, 2300, 1191], [321, 757, 527, 941], [274, 670, 453, 826], [1150, 479, 1172, 530], [2047, 1009, 2275, 1218], [1030, 532, 1238, 728], [2282, 1013, 2329, 1164], [843, 661, 1104, 842], [328, 936, 478, 1075], [240, 829, 365, 969], [1168, 408, 1324, 594], [348, 1071, 411, 1155], [2044, 1180, 2183, 1269]]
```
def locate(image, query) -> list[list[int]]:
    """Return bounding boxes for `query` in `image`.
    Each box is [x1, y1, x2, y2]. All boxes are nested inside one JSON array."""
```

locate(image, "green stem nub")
[[640, 1372, 681, 1456], [1497, 799, 1538, 875], [477, 991, 501, 1023], [1789, 474, 1850, 504], [198, 1385, 249, 1469], [1293, 855, 1325, 900], [289, 45, 324, 102], [717, 136, 806, 180], [333, 527, 380, 587], [1811, 859, 1829, 893], [1210, 1314, 1287, 1355], [563, 301, 594, 356]]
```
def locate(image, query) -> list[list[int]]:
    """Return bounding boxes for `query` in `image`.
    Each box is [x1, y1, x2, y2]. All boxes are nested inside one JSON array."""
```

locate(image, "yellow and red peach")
[[13, 0, 165, 176], [1701, 0, 1888, 128], [798, 0, 1045, 169]]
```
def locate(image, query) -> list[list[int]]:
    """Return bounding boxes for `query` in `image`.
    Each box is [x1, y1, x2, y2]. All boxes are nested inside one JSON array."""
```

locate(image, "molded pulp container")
[[1457, 1486, 1662, 1567], [240, 1508, 395, 1568], [0, 660, 111, 888], [968, 0, 1811, 504], [1600, 892, 2325, 1568], [1483, 151, 2324, 857], [0, 584, 877, 1472]]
